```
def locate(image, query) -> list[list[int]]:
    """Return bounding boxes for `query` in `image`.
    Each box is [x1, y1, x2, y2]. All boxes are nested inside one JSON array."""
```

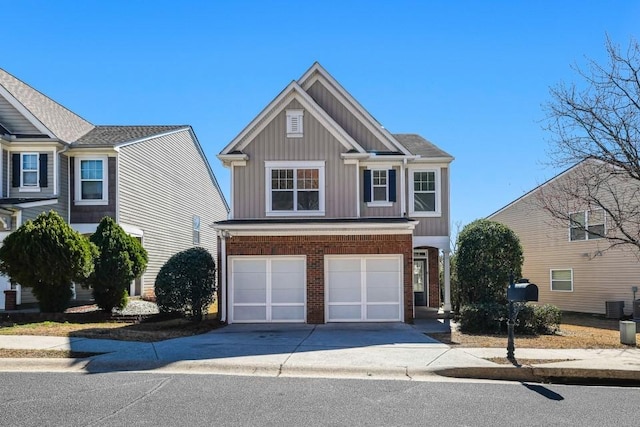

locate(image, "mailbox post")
[[506, 277, 539, 361]]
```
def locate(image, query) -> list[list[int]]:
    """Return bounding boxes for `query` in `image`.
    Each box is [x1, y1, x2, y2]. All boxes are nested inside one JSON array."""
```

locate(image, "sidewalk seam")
[[277, 325, 317, 377]]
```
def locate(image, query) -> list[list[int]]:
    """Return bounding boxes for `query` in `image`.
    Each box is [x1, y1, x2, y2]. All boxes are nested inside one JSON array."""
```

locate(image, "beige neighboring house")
[[488, 160, 640, 316], [214, 63, 454, 324], [0, 68, 228, 309]]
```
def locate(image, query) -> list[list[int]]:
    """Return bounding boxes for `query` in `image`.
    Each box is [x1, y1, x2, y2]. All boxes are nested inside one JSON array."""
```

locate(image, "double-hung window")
[[11, 152, 48, 192], [363, 168, 396, 206], [409, 169, 441, 216], [266, 161, 324, 215], [193, 215, 201, 245], [550, 269, 573, 292], [75, 156, 108, 205], [21, 153, 39, 188], [569, 209, 605, 241]]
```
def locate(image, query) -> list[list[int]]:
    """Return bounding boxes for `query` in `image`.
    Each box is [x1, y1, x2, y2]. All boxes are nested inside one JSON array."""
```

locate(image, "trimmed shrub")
[[455, 219, 523, 306], [88, 217, 148, 312], [458, 302, 561, 335], [0, 210, 95, 312], [533, 304, 562, 334], [155, 247, 216, 321]]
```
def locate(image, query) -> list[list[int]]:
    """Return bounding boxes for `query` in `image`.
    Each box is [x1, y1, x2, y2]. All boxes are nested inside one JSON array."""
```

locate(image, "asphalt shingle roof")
[[72, 125, 188, 147], [393, 133, 453, 159]]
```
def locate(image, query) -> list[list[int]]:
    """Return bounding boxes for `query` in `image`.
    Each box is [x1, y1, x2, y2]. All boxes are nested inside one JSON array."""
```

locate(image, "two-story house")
[[489, 160, 640, 317], [214, 63, 453, 324], [0, 68, 228, 309]]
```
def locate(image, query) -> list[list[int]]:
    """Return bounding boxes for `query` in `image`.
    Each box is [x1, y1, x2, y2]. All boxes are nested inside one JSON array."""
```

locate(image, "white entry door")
[[326, 255, 403, 322], [230, 256, 306, 323]]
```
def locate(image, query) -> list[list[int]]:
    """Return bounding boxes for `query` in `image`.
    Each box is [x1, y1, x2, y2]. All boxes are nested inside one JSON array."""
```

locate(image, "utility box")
[[620, 321, 637, 345], [606, 301, 625, 319], [507, 279, 539, 302], [633, 300, 640, 321]]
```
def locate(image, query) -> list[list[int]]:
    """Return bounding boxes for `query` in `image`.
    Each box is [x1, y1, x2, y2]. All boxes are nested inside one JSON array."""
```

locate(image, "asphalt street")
[[1, 372, 639, 426]]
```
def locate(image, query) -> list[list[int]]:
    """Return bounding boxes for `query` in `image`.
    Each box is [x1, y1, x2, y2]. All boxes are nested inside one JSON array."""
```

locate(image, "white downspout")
[[220, 232, 228, 323], [443, 249, 452, 313]]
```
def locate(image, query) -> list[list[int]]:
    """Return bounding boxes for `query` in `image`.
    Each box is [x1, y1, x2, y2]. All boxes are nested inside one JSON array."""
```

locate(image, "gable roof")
[[487, 161, 586, 218], [220, 80, 367, 155], [73, 125, 188, 147], [298, 63, 412, 156], [0, 68, 94, 142]]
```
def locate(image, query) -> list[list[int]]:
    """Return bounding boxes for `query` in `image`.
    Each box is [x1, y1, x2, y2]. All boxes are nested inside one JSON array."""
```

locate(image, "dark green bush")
[[0, 211, 95, 312], [458, 302, 561, 335], [533, 304, 562, 334], [155, 247, 216, 321], [88, 217, 147, 312]]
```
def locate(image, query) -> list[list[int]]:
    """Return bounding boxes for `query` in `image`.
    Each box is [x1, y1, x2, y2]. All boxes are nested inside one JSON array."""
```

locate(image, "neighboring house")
[[0, 68, 228, 309], [488, 160, 640, 316], [214, 63, 453, 324]]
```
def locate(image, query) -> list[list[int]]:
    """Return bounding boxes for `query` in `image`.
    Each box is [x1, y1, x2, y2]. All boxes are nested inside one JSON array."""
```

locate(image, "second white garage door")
[[326, 255, 403, 322], [230, 256, 306, 323]]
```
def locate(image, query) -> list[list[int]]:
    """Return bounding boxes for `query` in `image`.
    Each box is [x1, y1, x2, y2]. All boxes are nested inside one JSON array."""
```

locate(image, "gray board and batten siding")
[[234, 99, 358, 219], [8, 152, 55, 199], [20, 155, 69, 223], [118, 129, 228, 296], [306, 81, 389, 152]]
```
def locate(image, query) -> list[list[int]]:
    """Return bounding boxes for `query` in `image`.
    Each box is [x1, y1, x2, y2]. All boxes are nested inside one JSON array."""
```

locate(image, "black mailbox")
[[507, 279, 539, 302]]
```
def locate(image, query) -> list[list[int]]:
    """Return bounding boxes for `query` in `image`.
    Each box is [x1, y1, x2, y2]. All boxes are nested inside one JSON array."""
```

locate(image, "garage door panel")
[[327, 256, 402, 322], [233, 306, 267, 322], [231, 257, 305, 323], [328, 305, 361, 321], [366, 286, 399, 303], [271, 288, 304, 304], [366, 304, 400, 320], [365, 258, 400, 273], [272, 306, 305, 321]]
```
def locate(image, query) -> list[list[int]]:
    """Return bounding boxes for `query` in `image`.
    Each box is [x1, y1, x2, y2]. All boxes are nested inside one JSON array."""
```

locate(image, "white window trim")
[[19, 152, 40, 192], [286, 109, 304, 138], [550, 268, 573, 292], [367, 168, 392, 207], [265, 160, 325, 216], [568, 209, 606, 242], [74, 155, 108, 206], [193, 215, 201, 245], [408, 168, 441, 217]]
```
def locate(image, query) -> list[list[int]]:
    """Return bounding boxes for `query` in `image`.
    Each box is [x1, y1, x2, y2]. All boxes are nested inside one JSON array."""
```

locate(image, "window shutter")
[[388, 169, 396, 202], [11, 154, 19, 187], [39, 154, 48, 188], [363, 169, 372, 202]]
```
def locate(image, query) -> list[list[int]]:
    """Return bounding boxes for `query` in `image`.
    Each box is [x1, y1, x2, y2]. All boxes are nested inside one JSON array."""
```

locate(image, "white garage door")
[[230, 256, 306, 323], [326, 255, 402, 322]]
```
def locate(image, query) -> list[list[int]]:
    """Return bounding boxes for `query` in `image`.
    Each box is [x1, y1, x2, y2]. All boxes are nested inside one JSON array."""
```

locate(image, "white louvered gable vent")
[[286, 109, 304, 137]]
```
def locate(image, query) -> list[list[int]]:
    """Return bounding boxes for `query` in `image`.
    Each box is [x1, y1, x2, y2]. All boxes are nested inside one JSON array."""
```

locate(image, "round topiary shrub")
[[155, 247, 216, 321]]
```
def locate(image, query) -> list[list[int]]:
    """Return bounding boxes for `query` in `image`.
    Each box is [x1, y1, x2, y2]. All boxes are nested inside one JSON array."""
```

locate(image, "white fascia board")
[[298, 63, 412, 156], [413, 235, 451, 251], [7, 144, 64, 152], [66, 147, 118, 156], [213, 220, 418, 236], [408, 157, 454, 165], [221, 81, 366, 155], [71, 222, 144, 237], [14, 198, 58, 208], [406, 162, 450, 170], [486, 160, 586, 219], [0, 85, 54, 137], [114, 127, 190, 149]]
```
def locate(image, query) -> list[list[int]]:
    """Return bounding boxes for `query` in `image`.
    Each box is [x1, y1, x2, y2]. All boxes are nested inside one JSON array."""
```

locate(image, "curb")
[[433, 366, 640, 384]]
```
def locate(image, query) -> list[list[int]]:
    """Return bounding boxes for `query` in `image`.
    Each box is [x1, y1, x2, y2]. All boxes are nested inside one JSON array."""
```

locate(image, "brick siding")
[[225, 234, 414, 323]]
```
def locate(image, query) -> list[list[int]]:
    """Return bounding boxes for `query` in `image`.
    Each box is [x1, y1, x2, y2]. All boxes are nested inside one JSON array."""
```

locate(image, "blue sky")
[[4, 1, 638, 240]]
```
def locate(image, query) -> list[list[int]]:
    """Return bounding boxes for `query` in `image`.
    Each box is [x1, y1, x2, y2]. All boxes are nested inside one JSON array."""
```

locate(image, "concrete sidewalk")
[[0, 322, 639, 384]]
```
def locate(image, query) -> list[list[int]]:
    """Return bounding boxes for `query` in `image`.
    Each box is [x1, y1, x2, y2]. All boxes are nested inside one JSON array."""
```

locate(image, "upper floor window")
[[409, 169, 441, 217], [11, 152, 48, 192], [75, 156, 108, 205], [265, 161, 325, 216], [363, 169, 396, 206], [21, 153, 38, 188], [569, 209, 604, 241], [286, 109, 304, 138]]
